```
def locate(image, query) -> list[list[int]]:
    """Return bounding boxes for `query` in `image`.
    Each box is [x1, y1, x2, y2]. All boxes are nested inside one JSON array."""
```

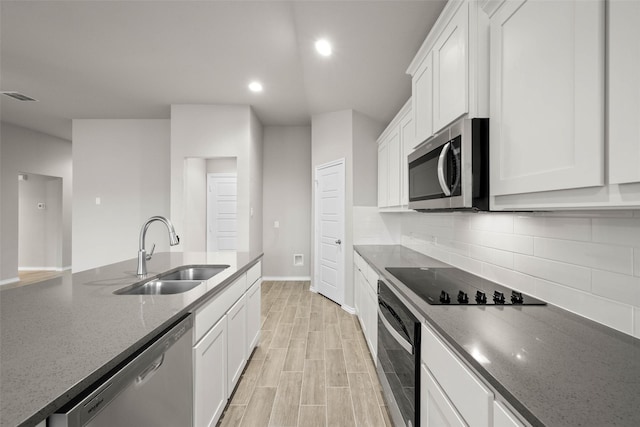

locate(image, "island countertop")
[[355, 244, 640, 427], [0, 251, 262, 427]]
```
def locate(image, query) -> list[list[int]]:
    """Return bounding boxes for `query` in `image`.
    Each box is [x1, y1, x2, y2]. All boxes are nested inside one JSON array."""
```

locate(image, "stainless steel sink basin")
[[160, 266, 229, 281], [116, 280, 203, 295], [114, 265, 229, 295]]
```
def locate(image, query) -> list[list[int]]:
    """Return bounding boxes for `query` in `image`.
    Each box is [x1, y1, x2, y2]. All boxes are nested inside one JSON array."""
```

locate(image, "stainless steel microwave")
[[408, 118, 489, 211]]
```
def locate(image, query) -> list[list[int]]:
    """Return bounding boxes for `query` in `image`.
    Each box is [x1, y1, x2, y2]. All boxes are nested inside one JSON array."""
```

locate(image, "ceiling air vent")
[[1, 91, 38, 102]]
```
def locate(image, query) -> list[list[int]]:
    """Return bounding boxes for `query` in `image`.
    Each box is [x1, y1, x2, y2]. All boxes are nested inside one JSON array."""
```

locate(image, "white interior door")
[[314, 159, 345, 305], [207, 173, 237, 251]]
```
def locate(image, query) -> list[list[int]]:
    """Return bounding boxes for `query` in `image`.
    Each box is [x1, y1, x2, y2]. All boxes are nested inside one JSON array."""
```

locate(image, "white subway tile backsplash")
[[399, 211, 640, 337], [534, 237, 633, 275], [592, 218, 640, 248], [591, 270, 640, 307], [468, 212, 514, 233], [513, 216, 591, 241], [535, 278, 634, 335], [514, 254, 591, 292]]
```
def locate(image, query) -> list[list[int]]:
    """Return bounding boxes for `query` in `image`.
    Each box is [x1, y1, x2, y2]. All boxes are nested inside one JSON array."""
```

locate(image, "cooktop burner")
[[385, 267, 546, 306]]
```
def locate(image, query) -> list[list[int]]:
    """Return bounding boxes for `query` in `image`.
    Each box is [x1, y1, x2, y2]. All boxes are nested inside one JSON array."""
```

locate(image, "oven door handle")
[[378, 307, 413, 354], [437, 141, 451, 196]]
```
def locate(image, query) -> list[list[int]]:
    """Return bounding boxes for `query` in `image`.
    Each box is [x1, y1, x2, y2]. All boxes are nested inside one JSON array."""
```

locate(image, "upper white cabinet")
[[488, 0, 605, 197], [378, 100, 411, 210], [412, 51, 434, 144], [399, 109, 415, 206], [433, 2, 468, 131], [408, 0, 489, 142], [608, 0, 640, 185]]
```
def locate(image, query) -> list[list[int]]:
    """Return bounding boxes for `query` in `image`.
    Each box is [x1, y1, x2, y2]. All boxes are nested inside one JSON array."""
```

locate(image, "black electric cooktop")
[[386, 267, 546, 306]]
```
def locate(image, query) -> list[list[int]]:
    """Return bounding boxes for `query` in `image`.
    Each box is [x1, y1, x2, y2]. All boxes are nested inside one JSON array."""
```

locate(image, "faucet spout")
[[137, 216, 180, 277]]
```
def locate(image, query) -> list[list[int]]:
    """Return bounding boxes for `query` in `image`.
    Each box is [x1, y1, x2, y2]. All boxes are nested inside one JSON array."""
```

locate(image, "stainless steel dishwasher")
[[50, 314, 193, 427]]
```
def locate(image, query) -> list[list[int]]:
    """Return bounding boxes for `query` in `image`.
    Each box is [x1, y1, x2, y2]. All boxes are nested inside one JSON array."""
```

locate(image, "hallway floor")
[[218, 280, 391, 427]]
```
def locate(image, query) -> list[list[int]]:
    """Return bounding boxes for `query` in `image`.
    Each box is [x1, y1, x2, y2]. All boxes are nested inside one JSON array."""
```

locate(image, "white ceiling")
[[0, 1, 446, 141]]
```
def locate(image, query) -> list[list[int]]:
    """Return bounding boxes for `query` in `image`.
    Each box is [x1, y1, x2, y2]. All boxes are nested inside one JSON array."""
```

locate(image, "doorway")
[[313, 158, 345, 305], [207, 173, 238, 251], [18, 172, 64, 273]]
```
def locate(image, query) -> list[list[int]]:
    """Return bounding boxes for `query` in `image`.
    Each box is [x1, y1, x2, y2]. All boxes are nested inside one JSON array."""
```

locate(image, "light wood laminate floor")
[[218, 280, 392, 427]]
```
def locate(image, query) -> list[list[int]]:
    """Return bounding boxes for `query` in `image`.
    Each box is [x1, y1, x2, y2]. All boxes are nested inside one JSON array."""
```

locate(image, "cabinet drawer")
[[354, 251, 364, 271], [421, 364, 466, 427], [494, 401, 524, 427], [246, 261, 261, 289], [365, 264, 379, 292], [421, 325, 493, 427], [195, 274, 246, 343]]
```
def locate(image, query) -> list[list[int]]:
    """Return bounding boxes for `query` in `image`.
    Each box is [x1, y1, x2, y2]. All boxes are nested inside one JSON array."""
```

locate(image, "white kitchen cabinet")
[[399, 108, 415, 206], [353, 251, 378, 361], [378, 99, 412, 210], [194, 315, 226, 427], [493, 401, 524, 427], [246, 279, 261, 353], [412, 51, 434, 145], [433, 1, 468, 131], [226, 294, 247, 396], [608, 0, 640, 185], [489, 0, 605, 198], [421, 364, 466, 427], [407, 0, 488, 137]]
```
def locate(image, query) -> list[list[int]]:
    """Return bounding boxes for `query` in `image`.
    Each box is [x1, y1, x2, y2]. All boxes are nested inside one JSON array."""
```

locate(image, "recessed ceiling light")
[[315, 39, 332, 57], [248, 81, 263, 93]]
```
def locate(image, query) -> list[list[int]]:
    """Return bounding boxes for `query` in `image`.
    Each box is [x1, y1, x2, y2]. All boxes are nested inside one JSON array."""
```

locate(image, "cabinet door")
[[387, 129, 401, 207], [364, 283, 378, 361], [494, 401, 524, 427], [227, 294, 247, 396], [194, 316, 226, 427], [609, 0, 640, 184], [378, 140, 389, 208], [400, 111, 415, 207], [433, 2, 468, 131], [413, 52, 434, 144], [246, 279, 261, 353], [421, 365, 466, 427], [354, 263, 361, 317], [490, 0, 604, 196]]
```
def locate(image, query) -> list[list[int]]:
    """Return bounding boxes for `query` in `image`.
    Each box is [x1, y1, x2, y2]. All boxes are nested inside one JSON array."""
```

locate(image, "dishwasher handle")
[[50, 314, 193, 427]]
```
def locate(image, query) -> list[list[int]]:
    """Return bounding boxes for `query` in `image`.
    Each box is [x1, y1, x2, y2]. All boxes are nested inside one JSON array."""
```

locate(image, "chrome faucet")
[[137, 216, 180, 277]]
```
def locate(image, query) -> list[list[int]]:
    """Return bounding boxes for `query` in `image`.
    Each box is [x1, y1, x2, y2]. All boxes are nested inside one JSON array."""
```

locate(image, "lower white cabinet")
[[353, 251, 378, 361], [246, 279, 261, 353], [421, 364, 466, 427], [493, 401, 524, 427], [226, 294, 247, 396], [193, 315, 227, 427]]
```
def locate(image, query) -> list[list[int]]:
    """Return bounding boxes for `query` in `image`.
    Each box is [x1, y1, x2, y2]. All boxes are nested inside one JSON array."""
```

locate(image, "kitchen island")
[[0, 251, 262, 427], [356, 245, 640, 427]]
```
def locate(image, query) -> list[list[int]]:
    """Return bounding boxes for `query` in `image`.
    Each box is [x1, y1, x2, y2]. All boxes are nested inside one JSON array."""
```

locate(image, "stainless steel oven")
[[408, 117, 489, 211], [377, 279, 420, 427]]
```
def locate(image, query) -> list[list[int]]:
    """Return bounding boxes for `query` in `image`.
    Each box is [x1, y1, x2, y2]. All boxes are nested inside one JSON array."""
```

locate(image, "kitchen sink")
[[116, 280, 203, 295], [114, 265, 229, 295], [160, 266, 229, 281]]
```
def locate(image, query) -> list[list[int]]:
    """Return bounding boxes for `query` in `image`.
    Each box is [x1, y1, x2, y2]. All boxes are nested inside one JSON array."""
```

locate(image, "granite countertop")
[[0, 251, 262, 427], [355, 245, 640, 427]]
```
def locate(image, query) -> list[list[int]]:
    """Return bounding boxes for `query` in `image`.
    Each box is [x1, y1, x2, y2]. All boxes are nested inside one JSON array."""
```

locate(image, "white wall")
[[72, 119, 171, 272], [263, 126, 311, 279], [184, 158, 207, 252], [18, 174, 63, 269], [400, 210, 640, 339], [170, 105, 263, 254], [0, 123, 72, 282], [353, 111, 383, 207], [207, 158, 237, 174]]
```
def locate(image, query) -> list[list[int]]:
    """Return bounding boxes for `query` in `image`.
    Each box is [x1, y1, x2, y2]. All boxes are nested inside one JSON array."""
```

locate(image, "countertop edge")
[[15, 254, 263, 427]]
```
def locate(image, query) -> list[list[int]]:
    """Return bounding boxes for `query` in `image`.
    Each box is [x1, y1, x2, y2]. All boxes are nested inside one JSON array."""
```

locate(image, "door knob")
[[335, 239, 342, 245]]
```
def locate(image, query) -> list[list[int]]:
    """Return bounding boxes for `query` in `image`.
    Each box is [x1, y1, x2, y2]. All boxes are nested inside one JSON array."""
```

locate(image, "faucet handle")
[[145, 243, 156, 261]]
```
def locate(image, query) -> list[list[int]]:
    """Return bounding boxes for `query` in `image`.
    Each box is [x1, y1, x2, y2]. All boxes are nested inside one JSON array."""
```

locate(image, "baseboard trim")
[[341, 304, 356, 315], [18, 267, 61, 272], [0, 277, 20, 286], [262, 276, 311, 281]]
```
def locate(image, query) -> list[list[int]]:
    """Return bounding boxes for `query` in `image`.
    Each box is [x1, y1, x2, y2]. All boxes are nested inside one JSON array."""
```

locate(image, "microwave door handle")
[[437, 142, 451, 196]]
